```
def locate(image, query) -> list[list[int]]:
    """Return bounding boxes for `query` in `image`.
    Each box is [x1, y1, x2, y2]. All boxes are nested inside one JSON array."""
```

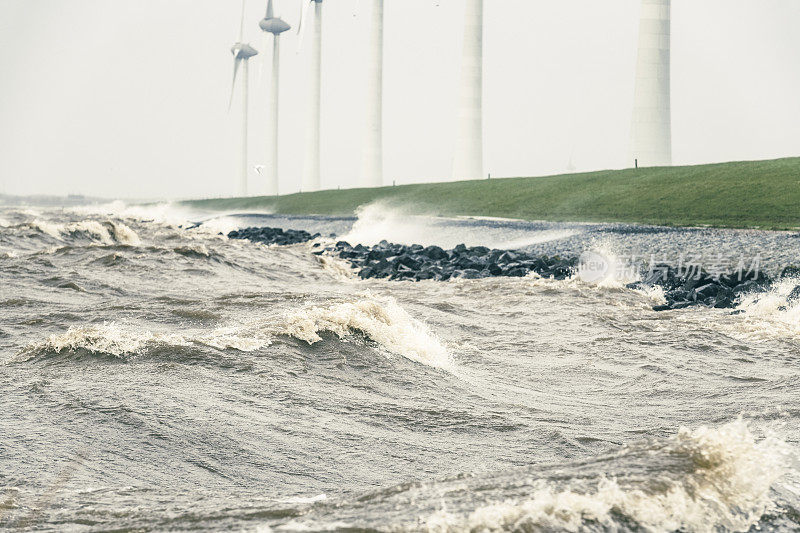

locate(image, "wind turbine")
[[630, 0, 672, 167], [360, 0, 383, 188], [452, 0, 484, 181], [259, 0, 291, 196], [298, 0, 324, 192], [230, 0, 259, 197]]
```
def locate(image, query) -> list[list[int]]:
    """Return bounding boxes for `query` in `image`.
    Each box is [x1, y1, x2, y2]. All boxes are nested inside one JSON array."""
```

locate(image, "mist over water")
[[1, 203, 799, 532]]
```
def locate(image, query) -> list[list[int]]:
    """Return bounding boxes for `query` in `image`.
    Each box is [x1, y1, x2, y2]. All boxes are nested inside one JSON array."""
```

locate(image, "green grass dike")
[[182, 157, 800, 230]]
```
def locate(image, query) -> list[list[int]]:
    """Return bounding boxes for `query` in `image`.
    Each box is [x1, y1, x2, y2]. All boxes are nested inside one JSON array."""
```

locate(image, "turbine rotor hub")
[[259, 17, 291, 34], [231, 43, 259, 59]]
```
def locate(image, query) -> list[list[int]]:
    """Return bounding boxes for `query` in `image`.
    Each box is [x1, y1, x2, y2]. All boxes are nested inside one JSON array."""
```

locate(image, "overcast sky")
[[1, 0, 799, 199]]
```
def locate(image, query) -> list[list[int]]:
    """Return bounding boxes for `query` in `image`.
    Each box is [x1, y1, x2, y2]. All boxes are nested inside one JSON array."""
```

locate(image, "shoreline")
[[179, 156, 800, 231], [227, 225, 800, 313]]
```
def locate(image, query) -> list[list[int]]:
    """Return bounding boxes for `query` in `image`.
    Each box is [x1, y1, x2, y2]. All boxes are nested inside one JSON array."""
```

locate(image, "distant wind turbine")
[[360, 0, 383, 188], [298, 0, 324, 192], [230, 0, 259, 197], [259, 0, 291, 196], [630, 0, 672, 167], [452, 0, 484, 180]]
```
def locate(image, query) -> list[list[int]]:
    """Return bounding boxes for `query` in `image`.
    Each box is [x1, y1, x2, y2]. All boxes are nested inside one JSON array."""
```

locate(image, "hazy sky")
[[1, 0, 799, 199]]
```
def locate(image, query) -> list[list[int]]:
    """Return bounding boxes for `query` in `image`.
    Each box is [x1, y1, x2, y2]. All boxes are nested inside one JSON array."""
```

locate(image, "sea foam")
[[21, 321, 272, 359], [285, 296, 451, 369], [726, 277, 800, 340], [25, 323, 187, 358], [340, 203, 577, 250], [426, 419, 791, 533], [28, 219, 141, 246]]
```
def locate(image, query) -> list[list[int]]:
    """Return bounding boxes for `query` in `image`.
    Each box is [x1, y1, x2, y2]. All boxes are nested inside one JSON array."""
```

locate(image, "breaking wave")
[[20, 322, 272, 360], [69, 201, 195, 227], [22, 323, 187, 358], [28, 219, 141, 246], [341, 203, 577, 250], [426, 419, 792, 533], [285, 296, 451, 368], [726, 277, 800, 340], [71, 201, 252, 237]]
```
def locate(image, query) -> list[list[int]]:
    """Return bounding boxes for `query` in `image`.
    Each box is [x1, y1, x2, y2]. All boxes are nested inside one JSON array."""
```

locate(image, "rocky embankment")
[[329, 240, 576, 282], [228, 227, 799, 312], [228, 227, 321, 246]]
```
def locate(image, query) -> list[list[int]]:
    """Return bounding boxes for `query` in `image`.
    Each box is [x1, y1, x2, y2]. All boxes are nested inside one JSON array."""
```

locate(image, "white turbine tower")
[[230, 0, 259, 197], [452, 0, 484, 181], [630, 0, 672, 168], [298, 0, 324, 192], [259, 0, 291, 196], [360, 0, 384, 188]]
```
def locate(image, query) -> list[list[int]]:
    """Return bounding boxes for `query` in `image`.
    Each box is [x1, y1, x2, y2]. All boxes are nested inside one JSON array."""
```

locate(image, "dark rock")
[[713, 288, 736, 309], [669, 289, 690, 302], [682, 277, 704, 292], [503, 267, 528, 278], [694, 283, 720, 300], [781, 266, 800, 279], [788, 286, 800, 302], [422, 245, 448, 261], [487, 263, 503, 276], [714, 296, 734, 309], [733, 280, 761, 295], [227, 226, 318, 246], [488, 250, 505, 263], [551, 260, 573, 279], [497, 251, 518, 264], [453, 268, 482, 279], [457, 256, 485, 270], [397, 255, 422, 270]]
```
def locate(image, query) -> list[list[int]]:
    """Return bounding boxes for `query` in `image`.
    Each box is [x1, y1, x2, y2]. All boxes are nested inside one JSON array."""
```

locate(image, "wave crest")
[[24, 323, 186, 358], [726, 278, 800, 340], [28, 219, 141, 246], [427, 419, 791, 532], [285, 296, 451, 368], [20, 322, 271, 360]]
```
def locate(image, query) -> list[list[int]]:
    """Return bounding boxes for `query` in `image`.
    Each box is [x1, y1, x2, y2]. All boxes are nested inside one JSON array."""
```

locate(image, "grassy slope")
[[183, 157, 800, 229]]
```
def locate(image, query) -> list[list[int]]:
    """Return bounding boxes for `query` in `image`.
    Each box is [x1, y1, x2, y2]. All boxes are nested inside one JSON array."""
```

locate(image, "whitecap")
[[722, 277, 800, 340], [427, 419, 791, 533], [24, 323, 189, 358], [285, 296, 451, 369], [20, 321, 272, 359], [27, 219, 141, 246]]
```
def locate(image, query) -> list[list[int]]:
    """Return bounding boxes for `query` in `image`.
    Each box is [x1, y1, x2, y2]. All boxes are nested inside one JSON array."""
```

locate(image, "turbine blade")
[[239, 0, 247, 40], [229, 58, 242, 110], [267, 0, 274, 19], [297, 0, 312, 51]]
